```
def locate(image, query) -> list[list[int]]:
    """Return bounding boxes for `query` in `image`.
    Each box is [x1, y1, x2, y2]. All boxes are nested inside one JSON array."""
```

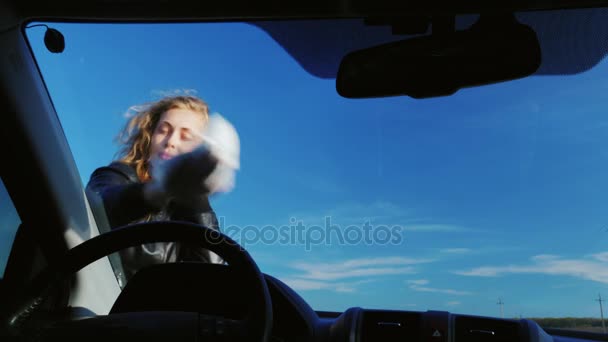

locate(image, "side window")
[[0, 178, 20, 278]]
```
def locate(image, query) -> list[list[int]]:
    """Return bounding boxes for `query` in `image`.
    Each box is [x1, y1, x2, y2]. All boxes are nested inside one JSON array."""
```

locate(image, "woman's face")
[[148, 107, 206, 163]]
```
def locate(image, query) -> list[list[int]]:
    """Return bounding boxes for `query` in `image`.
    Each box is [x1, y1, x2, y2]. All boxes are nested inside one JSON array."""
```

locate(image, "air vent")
[[455, 316, 522, 342], [360, 310, 422, 341]]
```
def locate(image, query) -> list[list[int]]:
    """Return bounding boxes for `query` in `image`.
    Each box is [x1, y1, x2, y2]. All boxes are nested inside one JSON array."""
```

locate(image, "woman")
[[86, 95, 238, 282]]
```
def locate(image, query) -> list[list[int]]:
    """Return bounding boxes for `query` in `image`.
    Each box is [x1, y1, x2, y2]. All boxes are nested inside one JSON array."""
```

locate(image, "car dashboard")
[[267, 274, 590, 342], [37, 263, 607, 342]]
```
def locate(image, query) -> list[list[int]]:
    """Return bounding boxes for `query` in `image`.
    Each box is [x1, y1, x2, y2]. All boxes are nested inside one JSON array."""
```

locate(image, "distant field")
[[528, 318, 607, 334], [571, 327, 607, 333]]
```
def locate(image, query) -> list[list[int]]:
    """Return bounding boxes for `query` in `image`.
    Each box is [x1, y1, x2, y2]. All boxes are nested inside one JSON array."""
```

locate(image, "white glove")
[[199, 113, 240, 194]]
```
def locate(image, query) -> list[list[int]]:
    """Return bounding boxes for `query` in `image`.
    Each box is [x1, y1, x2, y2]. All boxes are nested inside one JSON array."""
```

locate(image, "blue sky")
[[0, 179, 20, 277], [25, 20, 608, 318]]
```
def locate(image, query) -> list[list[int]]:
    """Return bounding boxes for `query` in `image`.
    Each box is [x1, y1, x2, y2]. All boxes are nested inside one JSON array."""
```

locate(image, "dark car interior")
[[2, 1, 608, 341]]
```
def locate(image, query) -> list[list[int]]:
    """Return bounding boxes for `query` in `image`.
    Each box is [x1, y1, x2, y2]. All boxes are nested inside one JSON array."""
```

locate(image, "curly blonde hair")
[[116, 96, 210, 181]]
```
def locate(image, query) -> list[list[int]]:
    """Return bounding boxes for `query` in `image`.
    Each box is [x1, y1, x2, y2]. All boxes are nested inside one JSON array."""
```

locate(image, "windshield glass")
[[26, 10, 608, 331]]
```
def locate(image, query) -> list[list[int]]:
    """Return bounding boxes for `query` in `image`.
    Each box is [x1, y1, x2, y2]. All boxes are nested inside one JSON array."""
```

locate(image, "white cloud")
[[293, 265, 416, 281], [335, 284, 358, 293], [440, 248, 472, 254], [531, 254, 560, 261], [280, 278, 329, 291], [406, 279, 472, 296], [407, 279, 430, 285], [291, 256, 432, 281], [454, 252, 608, 284], [592, 252, 608, 262], [455, 267, 504, 277], [410, 286, 472, 296], [280, 278, 372, 293], [402, 224, 471, 232], [340, 257, 435, 269], [282, 256, 431, 292]]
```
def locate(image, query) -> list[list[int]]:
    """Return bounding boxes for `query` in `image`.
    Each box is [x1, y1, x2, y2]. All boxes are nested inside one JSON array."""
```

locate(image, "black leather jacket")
[[86, 161, 222, 284]]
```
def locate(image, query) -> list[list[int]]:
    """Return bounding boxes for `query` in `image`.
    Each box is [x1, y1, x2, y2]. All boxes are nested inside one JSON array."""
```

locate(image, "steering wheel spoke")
[[199, 313, 249, 339], [38, 311, 249, 342]]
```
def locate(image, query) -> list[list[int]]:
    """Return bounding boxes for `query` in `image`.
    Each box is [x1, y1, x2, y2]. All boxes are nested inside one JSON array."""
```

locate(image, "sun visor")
[[250, 8, 608, 79]]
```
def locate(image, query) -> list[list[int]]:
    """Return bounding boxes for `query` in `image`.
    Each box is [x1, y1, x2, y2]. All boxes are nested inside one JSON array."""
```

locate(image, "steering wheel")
[[2, 221, 272, 341]]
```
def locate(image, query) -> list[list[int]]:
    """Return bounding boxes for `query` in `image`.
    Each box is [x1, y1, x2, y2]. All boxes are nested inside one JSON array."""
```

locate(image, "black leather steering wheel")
[[2, 221, 272, 341]]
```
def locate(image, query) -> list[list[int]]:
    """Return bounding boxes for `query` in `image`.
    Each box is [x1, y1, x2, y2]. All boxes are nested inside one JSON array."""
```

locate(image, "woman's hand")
[[143, 146, 217, 209]]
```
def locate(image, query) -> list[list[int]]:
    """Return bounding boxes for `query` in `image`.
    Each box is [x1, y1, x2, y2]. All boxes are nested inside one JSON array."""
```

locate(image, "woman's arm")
[[86, 162, 162, 228]]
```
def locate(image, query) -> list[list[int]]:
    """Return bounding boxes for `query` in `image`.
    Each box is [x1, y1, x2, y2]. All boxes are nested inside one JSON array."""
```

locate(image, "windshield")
[[26, 10, 608, 332]]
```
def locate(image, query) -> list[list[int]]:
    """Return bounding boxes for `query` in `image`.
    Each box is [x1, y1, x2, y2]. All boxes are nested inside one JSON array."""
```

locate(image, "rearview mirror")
[[336, 14, 541, 99]]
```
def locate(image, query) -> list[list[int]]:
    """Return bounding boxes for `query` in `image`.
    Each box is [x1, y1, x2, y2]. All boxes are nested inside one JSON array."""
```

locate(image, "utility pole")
[[597, 294, 606, 334], [497, 298, 504, 318]]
